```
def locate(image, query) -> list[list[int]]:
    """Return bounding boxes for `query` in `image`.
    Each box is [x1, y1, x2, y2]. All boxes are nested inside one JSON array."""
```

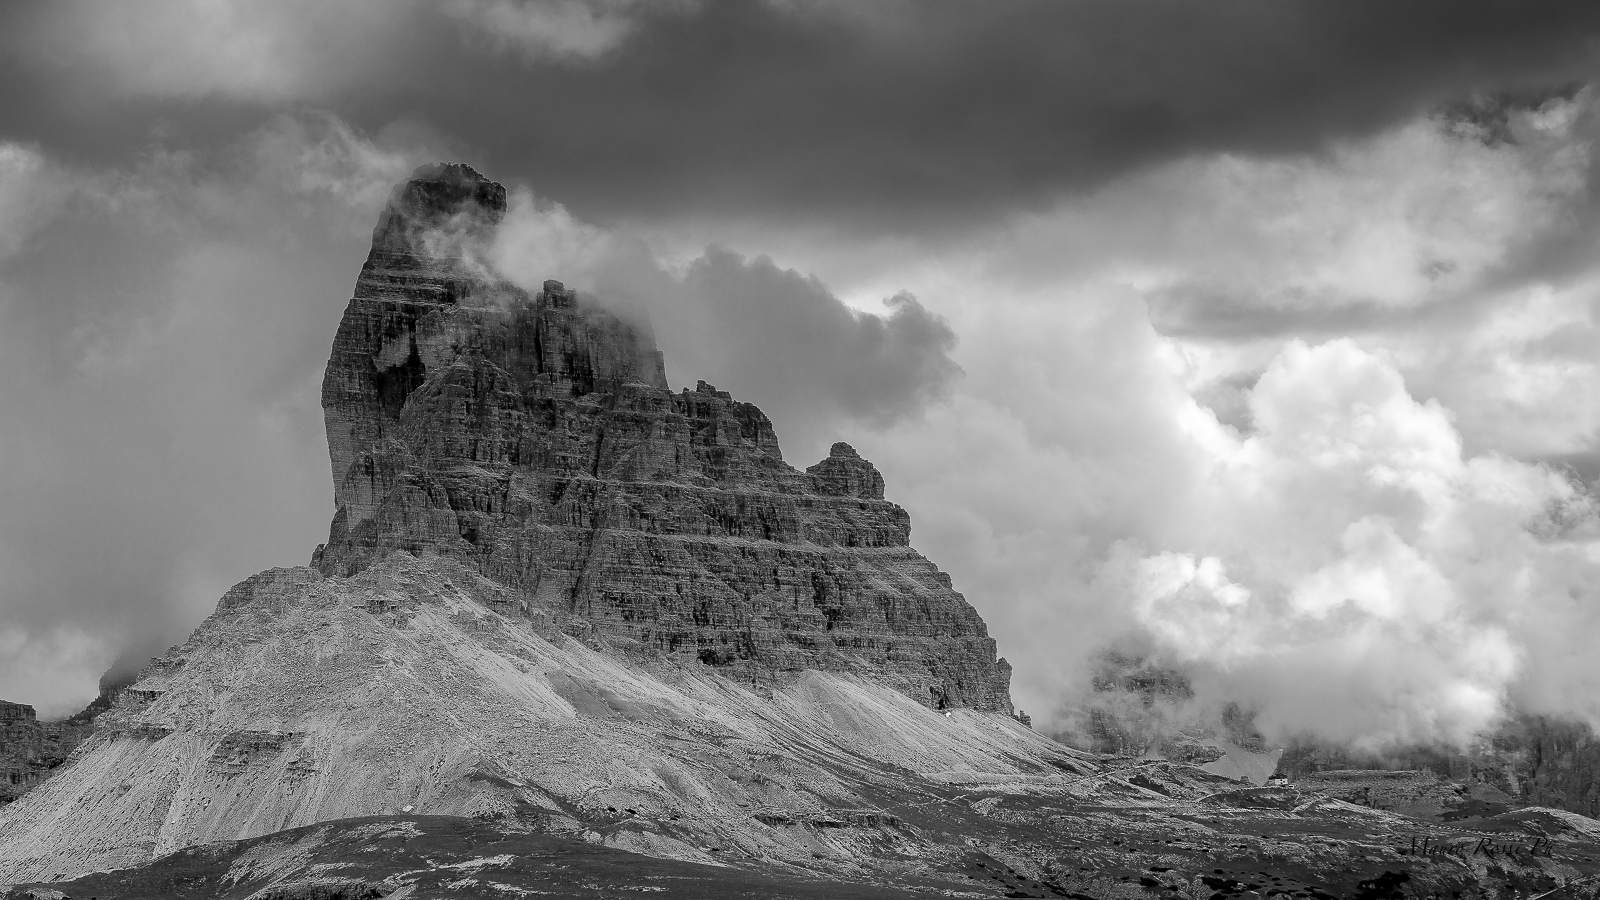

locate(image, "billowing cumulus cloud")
[[953, 89, 1600, 467], [782, 93, 1600, 740], [1114, 340, 1597, 745]]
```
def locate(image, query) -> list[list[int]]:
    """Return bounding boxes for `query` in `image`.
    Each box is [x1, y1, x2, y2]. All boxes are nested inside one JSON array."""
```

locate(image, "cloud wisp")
[[485, 186, 963, 463]]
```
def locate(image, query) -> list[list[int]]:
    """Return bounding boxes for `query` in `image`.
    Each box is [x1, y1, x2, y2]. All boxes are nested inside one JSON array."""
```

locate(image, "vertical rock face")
[[0, 699, 103, 807], [314, 163, 1013, 712]]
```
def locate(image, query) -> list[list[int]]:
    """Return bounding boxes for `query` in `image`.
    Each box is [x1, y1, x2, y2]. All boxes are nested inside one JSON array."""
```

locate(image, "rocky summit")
[[3, 165, 1599, 900], [316, 162, 1012, 712]]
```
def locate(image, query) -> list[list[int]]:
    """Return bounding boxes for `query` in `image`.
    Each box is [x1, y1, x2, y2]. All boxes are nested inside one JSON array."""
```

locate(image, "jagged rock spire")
[[317, 163, 1013, 713]]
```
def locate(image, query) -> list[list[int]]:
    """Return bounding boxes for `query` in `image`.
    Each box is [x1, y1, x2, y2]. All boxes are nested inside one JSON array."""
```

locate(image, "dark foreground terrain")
[[2, 815, 929, 899], [9, 759, 1600, 900]]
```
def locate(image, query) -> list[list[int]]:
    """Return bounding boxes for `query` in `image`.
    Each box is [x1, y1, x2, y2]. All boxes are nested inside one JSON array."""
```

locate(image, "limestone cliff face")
[[315, 163, 1012, 713], [0, 702, 66, 806], [0, 682, 123, 808]]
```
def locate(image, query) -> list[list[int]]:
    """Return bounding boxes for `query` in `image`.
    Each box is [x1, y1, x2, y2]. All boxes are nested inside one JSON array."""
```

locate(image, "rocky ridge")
[[314, 162, 1012, 713]]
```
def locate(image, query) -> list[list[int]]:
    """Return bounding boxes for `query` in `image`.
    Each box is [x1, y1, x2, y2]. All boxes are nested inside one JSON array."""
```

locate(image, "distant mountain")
[[1060, 651, 1600, 819], [1276, 716, 1600, 819]]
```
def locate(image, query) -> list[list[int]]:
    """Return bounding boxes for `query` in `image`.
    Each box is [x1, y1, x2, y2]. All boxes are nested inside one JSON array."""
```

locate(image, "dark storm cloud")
[[1146, 290, 1400, 341], [647, 249, 962, 461], [1145, 286, 1523, 343], [6, 1, 1600, 235]]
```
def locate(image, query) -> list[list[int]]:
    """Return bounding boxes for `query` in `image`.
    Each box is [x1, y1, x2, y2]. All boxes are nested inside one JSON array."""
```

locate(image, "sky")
[[3, 1, 1600, 748]]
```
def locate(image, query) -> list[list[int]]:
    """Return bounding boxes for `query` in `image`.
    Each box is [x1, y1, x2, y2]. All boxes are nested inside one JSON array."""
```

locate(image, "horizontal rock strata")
[[0, 698, 108, 808], [315, 162, 1012, 712]]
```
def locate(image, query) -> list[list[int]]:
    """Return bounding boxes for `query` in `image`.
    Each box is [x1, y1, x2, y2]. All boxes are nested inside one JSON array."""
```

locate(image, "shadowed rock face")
[[0, 703, 66, 806], [0, 679, 127, 809], [315, 163, 1012, 713]]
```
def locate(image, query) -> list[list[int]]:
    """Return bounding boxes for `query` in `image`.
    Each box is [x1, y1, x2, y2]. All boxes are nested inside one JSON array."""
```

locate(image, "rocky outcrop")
[[314, 163, 1012, 713], [0, 708, 84, 808]]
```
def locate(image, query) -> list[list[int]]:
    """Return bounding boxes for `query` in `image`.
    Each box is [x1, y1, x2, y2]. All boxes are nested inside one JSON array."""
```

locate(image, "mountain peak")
[[320, 166, 1012, 713], [398, 161, 505, 216], [368, 161, 507, 260]]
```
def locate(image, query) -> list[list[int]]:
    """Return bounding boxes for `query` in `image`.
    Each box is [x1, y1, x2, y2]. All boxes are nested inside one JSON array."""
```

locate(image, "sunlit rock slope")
[[0, 555, 1077, 883]]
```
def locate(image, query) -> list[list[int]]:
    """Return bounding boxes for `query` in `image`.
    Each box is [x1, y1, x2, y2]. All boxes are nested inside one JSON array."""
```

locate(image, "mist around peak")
[[480, 182, 964, 464]]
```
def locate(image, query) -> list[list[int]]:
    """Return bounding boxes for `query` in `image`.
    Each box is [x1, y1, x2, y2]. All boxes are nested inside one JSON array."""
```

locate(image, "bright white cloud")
[[734, 92, 1600, 742], [1116, 340, 1584, 745], [444, 0, 698, 62], [488, 186, 619, 289]]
